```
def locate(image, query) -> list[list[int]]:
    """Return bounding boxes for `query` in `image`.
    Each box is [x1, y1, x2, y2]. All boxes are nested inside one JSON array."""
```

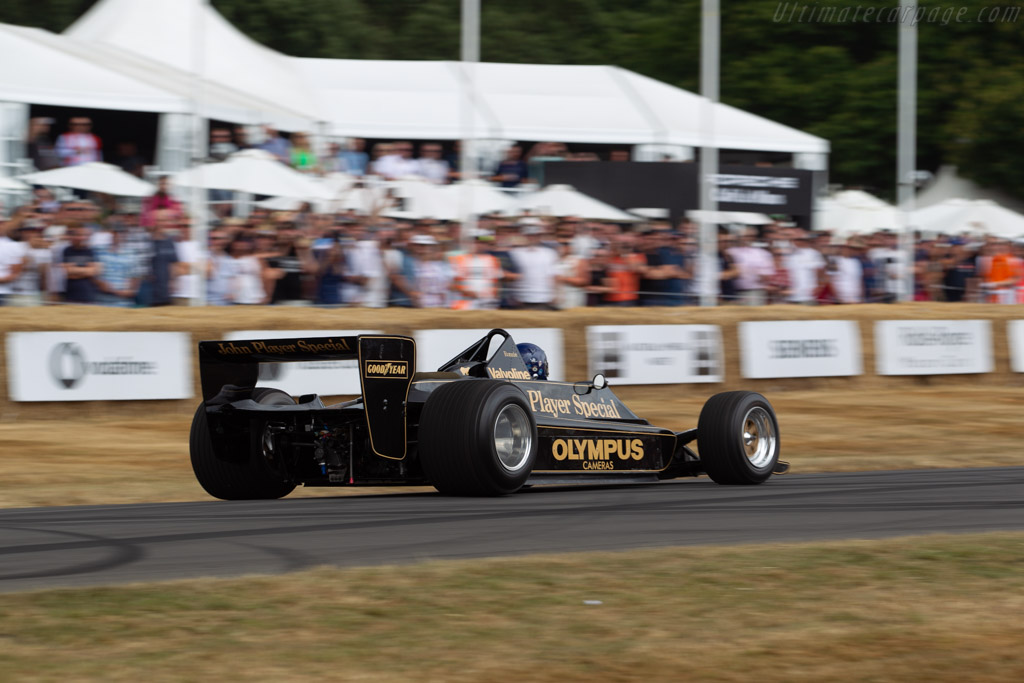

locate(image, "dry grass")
[[2, 533, 1023, 682], [0, 385, 1020, 509]]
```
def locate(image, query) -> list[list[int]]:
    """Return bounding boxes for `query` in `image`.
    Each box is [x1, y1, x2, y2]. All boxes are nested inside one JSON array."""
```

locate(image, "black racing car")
[[191, 328, 786, 498]]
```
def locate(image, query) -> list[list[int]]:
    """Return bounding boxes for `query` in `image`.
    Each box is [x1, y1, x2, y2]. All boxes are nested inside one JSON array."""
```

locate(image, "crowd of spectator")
[[4, 116, 1022, 308], [2, 187, 1023, 308], [27, 116, 602, 189]]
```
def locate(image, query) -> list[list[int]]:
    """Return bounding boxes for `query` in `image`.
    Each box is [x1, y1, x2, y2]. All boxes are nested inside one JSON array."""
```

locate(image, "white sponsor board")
[[225, 330, 380, 396], [1010, 321, 1024, 373], [875, 320, 992, 375], [7, 332, 192, 402], [415, 328, 565, 381], [586, 325, 723, 385], [739, 320, 862, 379]]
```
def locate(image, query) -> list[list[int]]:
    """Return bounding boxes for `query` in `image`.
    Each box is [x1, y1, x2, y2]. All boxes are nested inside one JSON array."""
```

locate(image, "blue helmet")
[[517, 342, 548, 380]]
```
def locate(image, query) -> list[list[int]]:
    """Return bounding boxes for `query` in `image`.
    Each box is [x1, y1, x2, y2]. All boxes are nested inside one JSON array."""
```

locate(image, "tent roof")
[[1, 24, 313, 127], [53, 0, 826, 154], [64, 0, 324, 125], [0, 24, 185, 113], [915, 165, 1024, 214], [294, 58, 829, 154]]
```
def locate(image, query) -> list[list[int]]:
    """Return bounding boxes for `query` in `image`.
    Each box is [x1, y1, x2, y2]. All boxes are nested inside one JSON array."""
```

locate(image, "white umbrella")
[[0, 176, 29, 192], [172, 149, 331, 199], [385, 178, 446, 219], [428, 179, 518, 221], [686, 209, 773, 225], [815, 191, 900, 236], [516, 184, 638, 222], [17, 162, 155, 197], [254, 196, 329, 213], [914, 199, 1024, 238]]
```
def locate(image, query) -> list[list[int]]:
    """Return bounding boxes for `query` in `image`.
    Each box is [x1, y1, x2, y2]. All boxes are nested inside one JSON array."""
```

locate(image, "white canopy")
[[686, 210, 773, 226], [0, 23, 316, 128], [815, 190, 902, 236], [293, 59, 829, 154], [432, 180, 518, 221], [18, 162, 156, 197], [516, 184, 638, 221], [914, 199, 1024, 238], [63, 0, 323, 127], [0, 24, 185, 113], [171, 149, 331, 199], [48, 0, 825, 155], [0, 176, 31, 192]]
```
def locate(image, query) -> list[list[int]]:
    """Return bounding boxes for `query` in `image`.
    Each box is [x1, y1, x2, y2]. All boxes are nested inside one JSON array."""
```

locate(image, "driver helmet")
[[516, 342, 548, 380]]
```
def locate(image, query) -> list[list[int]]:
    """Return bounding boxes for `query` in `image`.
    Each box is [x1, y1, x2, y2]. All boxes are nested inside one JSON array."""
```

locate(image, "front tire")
[[190, 387, 298, 500], [418, 380, 537, 496], [697, 391, 780, 485]]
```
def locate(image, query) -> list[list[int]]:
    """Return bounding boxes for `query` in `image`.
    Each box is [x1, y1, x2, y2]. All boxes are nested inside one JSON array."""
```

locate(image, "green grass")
[[3, 532, 1024, 681]]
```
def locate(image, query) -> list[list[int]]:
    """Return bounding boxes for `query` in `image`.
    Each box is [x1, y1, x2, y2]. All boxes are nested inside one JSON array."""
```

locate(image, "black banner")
[[543, 161, 815, 223]]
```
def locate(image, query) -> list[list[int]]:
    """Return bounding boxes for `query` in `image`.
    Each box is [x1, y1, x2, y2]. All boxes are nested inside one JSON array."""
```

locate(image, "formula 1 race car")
[[191, 329, 786, 499]]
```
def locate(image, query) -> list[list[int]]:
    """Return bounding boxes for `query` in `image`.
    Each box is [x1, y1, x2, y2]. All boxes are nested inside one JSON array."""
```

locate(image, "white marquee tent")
[[63, 0, 324, 127], [292, 58, 829, 155], [0, 23, 314, 128], [54, 0, 828, 160], [0, 24, 186, 114]]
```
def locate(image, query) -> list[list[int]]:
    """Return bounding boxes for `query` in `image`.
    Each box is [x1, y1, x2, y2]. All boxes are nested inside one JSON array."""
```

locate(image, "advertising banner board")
[[414, 328, 565, 381], [1010, 321, 1024, 373], [7, 332, 192, 401], [585, 325, 723, 385], [224, 330, 380, 396], [739, 320, 862, 379], [875, 320, 992, 375]]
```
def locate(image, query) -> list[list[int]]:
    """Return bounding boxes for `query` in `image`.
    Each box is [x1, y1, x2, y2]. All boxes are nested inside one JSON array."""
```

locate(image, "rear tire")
[[190, 387, 298, 500], [418, 380, 537, 496], [697, 391, 780, 485]]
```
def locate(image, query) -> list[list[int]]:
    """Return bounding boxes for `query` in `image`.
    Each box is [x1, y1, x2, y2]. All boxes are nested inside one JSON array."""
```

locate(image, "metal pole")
[[189, 0, 209, 306], [459, 0, 480, 249], [698, 0, 720, 307], [897, 1, 917, 303]]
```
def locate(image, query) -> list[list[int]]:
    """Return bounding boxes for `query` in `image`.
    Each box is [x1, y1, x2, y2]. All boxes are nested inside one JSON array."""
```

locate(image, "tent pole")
[[897, 0, 917, 303], [189, 0, 209, 306], [698, 0, 720, 307], [459, 0, 480, 250]]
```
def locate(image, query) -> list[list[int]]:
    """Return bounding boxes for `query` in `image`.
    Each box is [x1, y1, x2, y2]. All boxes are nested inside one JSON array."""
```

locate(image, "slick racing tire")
[[190, 387, 298, 501], [697, 391, 780, 485], [419, 380, 537, 496]]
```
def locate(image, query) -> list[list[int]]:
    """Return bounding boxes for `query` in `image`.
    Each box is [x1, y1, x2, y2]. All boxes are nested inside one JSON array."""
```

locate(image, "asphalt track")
[[1, 467, 1022, 593]]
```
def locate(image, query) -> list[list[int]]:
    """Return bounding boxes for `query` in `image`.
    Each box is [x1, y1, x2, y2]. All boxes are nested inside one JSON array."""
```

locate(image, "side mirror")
[[592, 373, 607, 390]]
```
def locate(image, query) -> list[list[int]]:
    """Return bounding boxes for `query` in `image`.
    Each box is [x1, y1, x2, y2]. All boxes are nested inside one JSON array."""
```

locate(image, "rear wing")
[[198, 334, 416, 460], [198, 336, 361, 402]]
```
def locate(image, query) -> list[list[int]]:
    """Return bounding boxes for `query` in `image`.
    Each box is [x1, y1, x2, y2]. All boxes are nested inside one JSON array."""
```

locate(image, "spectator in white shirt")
[[829, 241, 864, 304], [410, 234, 454, 308], [868, 231, 909, 303], [416, 143, 450, 184], [785, 231, 826, 304], [374, 141, 420, 180], [510, 224, 560, 309], [0, 217, 27, 305], [727, 227, 775, 305]]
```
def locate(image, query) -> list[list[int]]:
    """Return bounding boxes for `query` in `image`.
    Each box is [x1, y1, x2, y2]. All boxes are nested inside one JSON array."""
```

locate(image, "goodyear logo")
[[528, 390, 622, 419], [551, 438, 645, 470], [364, 360, 409, 379], [487, 367, 532, 380]]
